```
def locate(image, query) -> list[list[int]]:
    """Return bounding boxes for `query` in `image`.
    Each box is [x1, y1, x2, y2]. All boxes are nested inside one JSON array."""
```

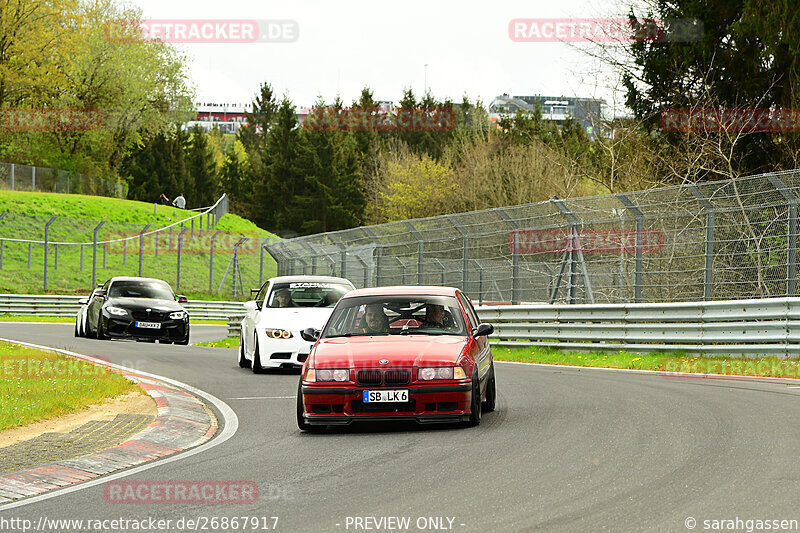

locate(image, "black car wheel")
[[482, 362, 496, 413], [252, 338, 264, 374], [296, 381, 324, 433], [467, 367, 482, 427], [96, 313, 109, 340], [238, 334, 251, 368]]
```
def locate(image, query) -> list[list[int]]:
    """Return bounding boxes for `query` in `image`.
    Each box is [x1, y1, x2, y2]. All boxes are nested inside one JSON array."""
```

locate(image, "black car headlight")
[[106, 306, 128, 316], [169, 311, 187, 320]]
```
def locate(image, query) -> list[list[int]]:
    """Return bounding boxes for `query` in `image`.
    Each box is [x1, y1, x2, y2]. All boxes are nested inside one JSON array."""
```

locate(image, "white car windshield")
[[267, 282, 351, 308]]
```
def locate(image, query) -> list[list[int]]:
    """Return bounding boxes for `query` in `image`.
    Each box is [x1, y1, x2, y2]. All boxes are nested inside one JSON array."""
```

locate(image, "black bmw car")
[[84, 277, 190, 344]]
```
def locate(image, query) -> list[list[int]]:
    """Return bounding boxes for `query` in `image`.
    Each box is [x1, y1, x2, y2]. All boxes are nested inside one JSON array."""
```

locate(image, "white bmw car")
[[239, 276, 355, 372]]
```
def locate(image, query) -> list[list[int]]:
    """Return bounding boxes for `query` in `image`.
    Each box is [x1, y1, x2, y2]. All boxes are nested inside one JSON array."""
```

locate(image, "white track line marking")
[[228, 396, 297, 400], [0, 337, 239, 511]]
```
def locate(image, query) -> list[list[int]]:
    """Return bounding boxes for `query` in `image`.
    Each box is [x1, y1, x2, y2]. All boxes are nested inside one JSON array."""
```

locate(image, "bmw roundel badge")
[[379, 359, 389, 365]]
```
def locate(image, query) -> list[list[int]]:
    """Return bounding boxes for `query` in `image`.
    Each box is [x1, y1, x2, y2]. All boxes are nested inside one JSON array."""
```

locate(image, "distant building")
[[489, 94, 605, 138], [186, 102, 252, 134]]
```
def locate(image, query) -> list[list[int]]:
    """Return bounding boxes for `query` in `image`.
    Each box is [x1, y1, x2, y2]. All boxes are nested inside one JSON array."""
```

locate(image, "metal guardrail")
[[0, 294, 244, 320], [476, 297, 800, 356]]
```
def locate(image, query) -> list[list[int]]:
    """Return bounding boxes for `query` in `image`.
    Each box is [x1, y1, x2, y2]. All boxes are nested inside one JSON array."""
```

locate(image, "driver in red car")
[[359, 303, 389, 334], [421, 304, 448, 328]]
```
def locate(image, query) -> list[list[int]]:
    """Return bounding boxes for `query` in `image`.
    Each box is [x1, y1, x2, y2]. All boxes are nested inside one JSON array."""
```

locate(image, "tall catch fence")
[[0, 162, 125, 198], [267, 170, 800, 304], [0, 194, 277, 297]]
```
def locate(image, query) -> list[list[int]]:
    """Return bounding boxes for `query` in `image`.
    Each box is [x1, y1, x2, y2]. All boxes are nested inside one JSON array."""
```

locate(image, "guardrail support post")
[[92, 221, 105, 288], [768, 175, 797, 296], [688, 185, 715, 300], [139, 224, 151, 276], [446, 215, 470, 293], [494, 207, 520, 304], [43, 216, 56, 291], [616, 193, 644, 302]]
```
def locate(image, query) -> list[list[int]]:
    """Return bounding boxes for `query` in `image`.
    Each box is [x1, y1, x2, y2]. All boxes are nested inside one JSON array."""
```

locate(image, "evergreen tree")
[[263, 95, 302, 233], [187, 125, 218, 207]]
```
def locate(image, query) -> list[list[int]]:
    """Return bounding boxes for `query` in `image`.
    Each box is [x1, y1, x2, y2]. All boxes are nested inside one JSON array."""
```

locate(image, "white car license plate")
[[363, 390, 409, 403], [135, 321, 161, 329]]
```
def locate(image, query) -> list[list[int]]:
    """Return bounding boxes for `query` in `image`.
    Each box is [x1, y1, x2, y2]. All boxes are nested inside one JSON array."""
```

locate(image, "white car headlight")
[[265, 328, 293, 339], [169, 311, 187, 320], [106, 306, 128, 316]]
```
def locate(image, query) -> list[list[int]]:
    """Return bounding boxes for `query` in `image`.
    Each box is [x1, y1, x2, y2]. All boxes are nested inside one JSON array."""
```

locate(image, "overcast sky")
[[130, 0, 638, 114]]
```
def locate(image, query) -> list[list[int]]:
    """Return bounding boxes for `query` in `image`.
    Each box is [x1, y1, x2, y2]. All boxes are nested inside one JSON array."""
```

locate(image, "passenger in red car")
[[421, 304, 447, 328], [360, 304, 389, 334]]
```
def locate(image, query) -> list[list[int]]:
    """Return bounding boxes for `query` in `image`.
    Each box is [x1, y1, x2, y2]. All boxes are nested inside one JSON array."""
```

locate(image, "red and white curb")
[[0, 339, 237, 509]]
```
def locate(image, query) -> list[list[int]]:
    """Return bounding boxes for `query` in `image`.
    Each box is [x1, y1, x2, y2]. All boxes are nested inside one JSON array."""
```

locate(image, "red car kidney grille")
[[384, 369, 411, 385], [356, 369, 383, 385]]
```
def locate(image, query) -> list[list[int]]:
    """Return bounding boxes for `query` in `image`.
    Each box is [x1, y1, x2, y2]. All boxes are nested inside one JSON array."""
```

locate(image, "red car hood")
[[313, 335, 467, 368]]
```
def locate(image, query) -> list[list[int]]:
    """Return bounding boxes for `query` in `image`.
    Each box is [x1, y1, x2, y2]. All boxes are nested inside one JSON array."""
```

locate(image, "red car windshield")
[[321, 295, 466, 337]]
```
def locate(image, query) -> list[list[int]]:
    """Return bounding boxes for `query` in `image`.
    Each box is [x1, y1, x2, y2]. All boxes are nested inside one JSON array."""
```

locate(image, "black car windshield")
[[108, 280, 175, 300], [321, 295, 466, 337], [267, 282, 351, 308]]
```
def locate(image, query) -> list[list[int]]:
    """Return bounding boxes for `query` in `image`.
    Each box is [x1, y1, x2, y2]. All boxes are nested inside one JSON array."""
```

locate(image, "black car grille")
[[356, 369, 383, 386], [384, 369, 411, 385], [132, 310, 167, 321], [356, 368, 411, 386]]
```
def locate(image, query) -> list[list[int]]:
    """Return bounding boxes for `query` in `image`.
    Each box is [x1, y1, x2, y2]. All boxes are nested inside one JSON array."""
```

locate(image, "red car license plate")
[[363, 390, 409, 403]]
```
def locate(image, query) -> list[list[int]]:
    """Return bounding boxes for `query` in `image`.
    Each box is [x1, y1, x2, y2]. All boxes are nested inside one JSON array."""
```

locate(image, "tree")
[[262, 95, 301, 233], [187, 125, 218, 207]]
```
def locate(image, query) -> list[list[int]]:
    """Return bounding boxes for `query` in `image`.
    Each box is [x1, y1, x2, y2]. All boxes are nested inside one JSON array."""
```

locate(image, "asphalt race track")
[[2, 323, 800, 532]]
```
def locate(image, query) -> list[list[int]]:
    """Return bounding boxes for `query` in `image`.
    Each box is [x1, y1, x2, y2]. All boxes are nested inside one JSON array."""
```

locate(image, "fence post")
[[155, 229, 159, 257], [10, 164, 14, 190], [209, 230, 224, 292], [494, 207, 520, 304], [176, 228, 189, 291], [328, 234, 347, 279], [54, 244, 58, 270], [28, 243, 31, 269], [404, 221, 425, 285], [433, 258, 446, 285], [363, 228, 381, 286], [473, 259, 484, 305], [616, 193, 644, 303], [0, 212, 6, 271], [80, 245, 84, 271], [258, 237, 274, 287], [103, 243, 107, 269], [551, 196, 594, 304], [767, 175, 797, 296], [32, 167, 35, 191], [43, 216, 56, 291], [122, 239, 127, 265], [139, 224, 151, 276], [446, 215, 470, 293], [687, 185, 715, 301], [92, 221, 105, 288]]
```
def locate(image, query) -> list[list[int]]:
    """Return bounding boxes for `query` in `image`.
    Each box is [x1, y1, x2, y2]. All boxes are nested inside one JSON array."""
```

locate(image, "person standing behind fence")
[[172, 193, 186, 209], [158, 193, 170, 205]]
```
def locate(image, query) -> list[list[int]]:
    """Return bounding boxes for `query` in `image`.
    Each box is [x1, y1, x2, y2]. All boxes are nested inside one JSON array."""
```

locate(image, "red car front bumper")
[[300, 382, 473, 425]]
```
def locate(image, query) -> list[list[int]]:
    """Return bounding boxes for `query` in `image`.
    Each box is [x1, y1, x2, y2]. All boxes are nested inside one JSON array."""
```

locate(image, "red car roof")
[[342, 286, 459, 298]]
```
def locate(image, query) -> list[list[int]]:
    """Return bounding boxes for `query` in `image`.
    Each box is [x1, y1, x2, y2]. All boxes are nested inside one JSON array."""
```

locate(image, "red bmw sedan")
[[297, 286, 496, 431]]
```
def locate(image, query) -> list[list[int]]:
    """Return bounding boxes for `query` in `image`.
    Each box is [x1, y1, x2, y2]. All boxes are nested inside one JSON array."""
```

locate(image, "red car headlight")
[[418, 367, 466, 380], [316, 369, 350, 382]]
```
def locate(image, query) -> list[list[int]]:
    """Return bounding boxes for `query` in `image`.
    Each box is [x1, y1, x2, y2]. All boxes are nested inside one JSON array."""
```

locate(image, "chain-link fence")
[[0, 162, 125, 198], [0, 194, 277, 297], [267, 169, 800, 304]]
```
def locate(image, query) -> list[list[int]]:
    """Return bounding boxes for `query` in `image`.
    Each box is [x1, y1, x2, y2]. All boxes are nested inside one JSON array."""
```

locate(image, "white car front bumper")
[[255, 330, 316, 369]]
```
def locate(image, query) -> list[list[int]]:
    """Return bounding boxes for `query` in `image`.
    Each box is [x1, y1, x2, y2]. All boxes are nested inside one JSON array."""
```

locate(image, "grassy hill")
[[0, 191, 278, 299]]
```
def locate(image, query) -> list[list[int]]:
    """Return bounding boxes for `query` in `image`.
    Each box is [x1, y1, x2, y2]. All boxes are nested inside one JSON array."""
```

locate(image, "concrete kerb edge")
[[0, 337, 236, 508]]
